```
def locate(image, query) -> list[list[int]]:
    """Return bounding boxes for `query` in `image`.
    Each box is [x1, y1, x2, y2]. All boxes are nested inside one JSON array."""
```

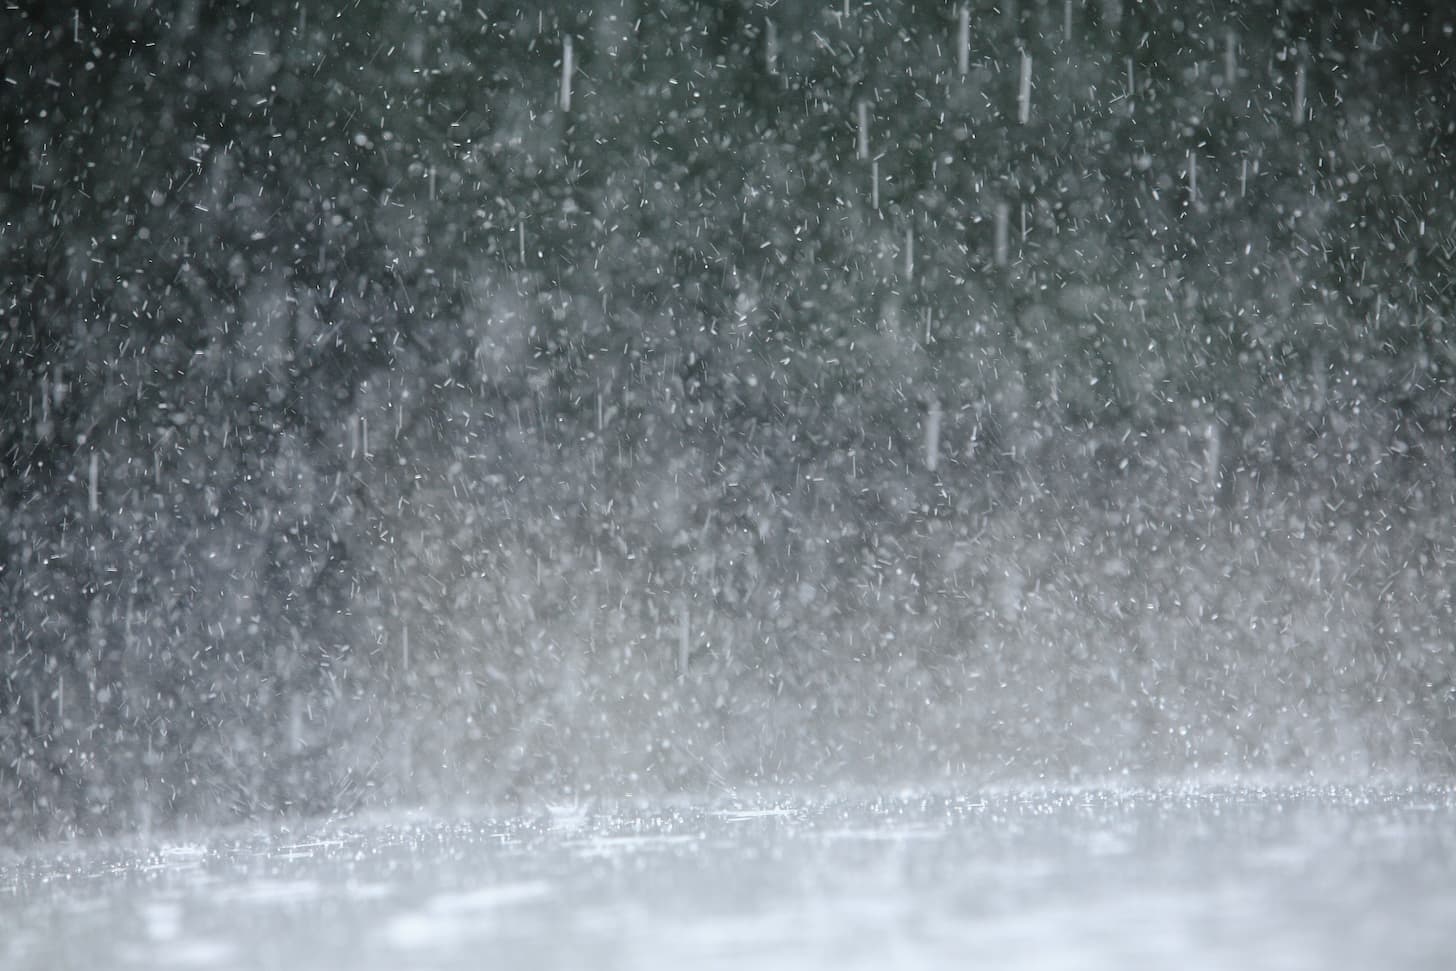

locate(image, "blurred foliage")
[[2, 0, 1453, 837]]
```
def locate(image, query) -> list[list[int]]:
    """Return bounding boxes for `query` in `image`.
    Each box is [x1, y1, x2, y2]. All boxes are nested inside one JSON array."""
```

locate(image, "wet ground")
[[3, 782, 1453, 969]]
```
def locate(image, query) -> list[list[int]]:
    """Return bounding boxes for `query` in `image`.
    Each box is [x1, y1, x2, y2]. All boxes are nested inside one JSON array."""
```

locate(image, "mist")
[[3, 0, 1453, 841]]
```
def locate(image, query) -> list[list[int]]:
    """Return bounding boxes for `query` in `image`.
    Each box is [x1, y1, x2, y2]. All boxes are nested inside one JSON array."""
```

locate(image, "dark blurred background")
[[3, 0, 1453, 838]]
